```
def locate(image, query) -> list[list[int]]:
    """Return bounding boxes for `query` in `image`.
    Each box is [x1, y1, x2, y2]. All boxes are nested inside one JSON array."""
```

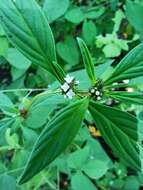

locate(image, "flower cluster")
[[89, 87, 103, 100], [61, 75, 79, 99]]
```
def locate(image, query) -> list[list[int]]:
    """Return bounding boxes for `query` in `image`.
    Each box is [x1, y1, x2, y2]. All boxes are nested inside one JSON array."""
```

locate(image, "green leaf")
[[0, 37, 8, 56], [106, 91, 143, 105], [103, 43, 121, 58], [0, 174, 16, 190], [71, 172, 97, 190], [0, 0, 64, 83], [56, 36, 80, 66], [0, 92, 17, 114], [43, 0, 69, 23], [6, 48, 31, 70], [0, 117, 15, 134], [104, 43, 143, 85], [67, 146, 90, 169], [83, 160, 109, 179], [82, 20, 97, 46], [77, 37, 96, 84], [126, 0, 143, 36], [112, 9, 125, 34], [123, 176, 140, 190], [18, 98, 89, 184], [89, 100, 141, 171], [85, 6, 105, 19], [65, 7, 84, 24]]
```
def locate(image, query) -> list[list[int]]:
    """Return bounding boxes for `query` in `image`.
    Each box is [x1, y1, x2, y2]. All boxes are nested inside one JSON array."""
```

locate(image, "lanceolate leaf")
[[0, 0, 65, 83], [104, 43, 143, 85], [106, 91, 143, 105], [89, 101, 141, 171], [77, 37, 96, 84], [18, 98, 89, 184]]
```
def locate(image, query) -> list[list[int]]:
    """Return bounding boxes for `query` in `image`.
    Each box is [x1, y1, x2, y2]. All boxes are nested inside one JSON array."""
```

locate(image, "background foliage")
[[0, 0, 143, 189]]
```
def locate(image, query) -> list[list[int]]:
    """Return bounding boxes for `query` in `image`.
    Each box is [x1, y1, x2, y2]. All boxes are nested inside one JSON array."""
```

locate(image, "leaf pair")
[[18, 98, 141, 184], [0, 0, 65, 83], [18, 98, 89, 184], [77, 37, 143, 87]]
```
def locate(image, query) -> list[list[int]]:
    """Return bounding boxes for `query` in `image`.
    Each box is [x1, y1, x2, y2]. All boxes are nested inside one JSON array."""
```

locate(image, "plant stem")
[[0, 88, 48, 93]]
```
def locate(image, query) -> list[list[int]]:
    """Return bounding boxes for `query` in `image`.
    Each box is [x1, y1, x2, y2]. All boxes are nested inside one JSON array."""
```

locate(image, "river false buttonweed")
[[0, 0, 143, 185]]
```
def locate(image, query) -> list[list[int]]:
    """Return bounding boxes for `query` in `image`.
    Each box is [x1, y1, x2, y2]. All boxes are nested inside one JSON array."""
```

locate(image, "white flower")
[[95, 91, 100, 96], [127, 87, 134, 93], [61, 83, 69, 92], [97, 96, 101, 100], [64, 74, 74, 84], [123, 79, 129, 84], [91, 89, 95, 93], [66, 89, 75, 99], [61, 74, 79, 99]]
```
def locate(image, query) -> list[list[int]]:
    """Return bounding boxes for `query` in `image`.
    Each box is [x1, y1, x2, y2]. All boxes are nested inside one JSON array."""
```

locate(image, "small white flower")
[[113, 82, 118, 85], [91, 89, 95, 93], [66, 89, 75, 99], [127, 87, 134, 93], [64, 74, 74, 84], [61, 74, 79, 99], [123, 79, 129, 84], [95, 91, 100, 96], [61, 82, 69, 92], [97, 96, 101, 100]]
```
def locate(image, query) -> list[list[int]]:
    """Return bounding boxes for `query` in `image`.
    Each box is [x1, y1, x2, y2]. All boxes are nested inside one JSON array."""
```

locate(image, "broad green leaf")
[[67, 146, 90, 169], [82, 20, 97, 46], [24, 105, 50, 129], [0, 0, 64, 83], [106, 91, 143, 105], [83, 160, 109, 179], [22, 127, 38, 148], [6, 48, 31, 70], [11, 67, 26, 81], [56, 36, 80, 66], [126, 0, 143, 36], [89, 101, 141, 171], [43, 0, 69, 23], [10, 150, 30, 177], [123, 176, 140, 190], [0, 174, 16, 190], [104, 43, 143, 85], [85, 6, 105, 19], [77, 38, 96, 84], [24, 93, 69, 129], [18, 98, 89, 184], [103, 43, 121, 58], [0, 92, 17, 114], [71, 172, 97, 190], [65, 7, 84, 24]]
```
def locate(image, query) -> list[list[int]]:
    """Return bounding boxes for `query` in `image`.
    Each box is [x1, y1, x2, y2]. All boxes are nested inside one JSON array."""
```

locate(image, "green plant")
[[0, 0, 143, 186]]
